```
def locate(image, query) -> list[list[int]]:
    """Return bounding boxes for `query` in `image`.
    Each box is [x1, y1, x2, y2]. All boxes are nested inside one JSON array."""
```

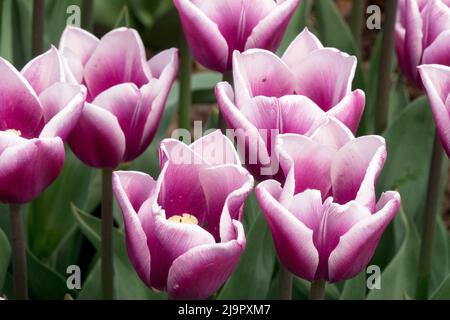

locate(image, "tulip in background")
[[419, 64, 450, 157], [0, 47, 84, 299], [256, 118, 401, 298], [396, 0, 450, 87], [174, 0, 301, 73], [113, 131, 254, 299], [216, 28, 365, 181]]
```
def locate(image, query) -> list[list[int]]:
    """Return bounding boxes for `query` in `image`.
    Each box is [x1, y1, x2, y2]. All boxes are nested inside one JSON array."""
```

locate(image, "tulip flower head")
[[396, 0, 450, 87], [174, 0, 301, 72], [113, 131, 254, 299], [256, 118, 401, 282], [0, 48, 84, 204], [216, 28, 365, 181], [59, 27, 179, 168], [419, 64, 450, 157]]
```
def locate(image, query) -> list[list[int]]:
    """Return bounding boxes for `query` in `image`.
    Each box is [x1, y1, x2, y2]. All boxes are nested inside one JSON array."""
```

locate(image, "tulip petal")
[[245, 0, 300, 52], [309, 117, 354, 151], [84, 28, 152, 98], [68, 103, 126, 168], [191, 130, 241, 166], [112, 171, 155, 286], [327, 89, 365, 134], [0, 131, 28, 155], [282, 27, 324, 68], [418, 64, 450, 156], [404, 0, 423, 83], [422, 30, 450, 66], [328, 192, 401, 282], [0, 58, 44, 138], [167, 220, 245, 300], [0, 137, 64, 203], [291, 48, 357, 111], [331, 136, 387, 210], [174, 0, 229, 72], [421, 0, 450, 47]]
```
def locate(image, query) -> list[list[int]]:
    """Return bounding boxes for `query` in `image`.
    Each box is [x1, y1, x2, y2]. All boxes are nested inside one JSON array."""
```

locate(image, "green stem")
[[310, 280, 326, 300], [101, 168, 114, 300], [178, 36, 192, 131], [0, 0, 3, 45], [416, 131, 444, 299], [32, 0, 45, 57], [219, 72, 233, 132], [374, 0, 398, 134], [9, 204, 28, 300], [350, 0, 366, 48], [81, 0, 95, 32], [278, 264, 293, 300]]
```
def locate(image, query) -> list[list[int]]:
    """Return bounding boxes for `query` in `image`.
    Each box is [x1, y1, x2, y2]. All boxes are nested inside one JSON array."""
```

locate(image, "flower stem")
[[219, 72, 233, 132], [9, 204, 28, 300], [374, 0, 398, 134], [81, 0, 95, 32], [277, 264, 293, 300], [310, 280, 326, 300], [101, 168, 114, 300], [32, 0, 45, 57], [350, 0, 366, 48], [416, 131, 444, 299], [178, 36, 192, 131]]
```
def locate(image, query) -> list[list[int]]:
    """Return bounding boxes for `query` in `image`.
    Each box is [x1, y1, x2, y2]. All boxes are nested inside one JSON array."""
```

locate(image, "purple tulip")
[[174, 0, 300, 73], [113, 131, 254, 299], [0, 48, 84, 204], [419, 64, 450, 157], [396, 0, 450, 87], [215, 28, 365, 181], [59, 27, 179, 168], [256, 118, 401, 282]]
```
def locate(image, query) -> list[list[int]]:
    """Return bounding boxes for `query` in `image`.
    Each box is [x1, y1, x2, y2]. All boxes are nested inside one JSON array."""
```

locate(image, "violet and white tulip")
[[256, 118, 401, 282], [174, 0, 300, 73], [396, 0, 450, 87], [216, 28, 365, 180], [59, 27, 179, 168], [0, 48, 84, 204], [419, 64, 450, 157], [113, 131, 254, 299]]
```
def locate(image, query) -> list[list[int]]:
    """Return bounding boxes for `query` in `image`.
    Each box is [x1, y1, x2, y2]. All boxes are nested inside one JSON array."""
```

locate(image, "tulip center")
[[168, 213, 199, 225], [6, 129, 21, 136]]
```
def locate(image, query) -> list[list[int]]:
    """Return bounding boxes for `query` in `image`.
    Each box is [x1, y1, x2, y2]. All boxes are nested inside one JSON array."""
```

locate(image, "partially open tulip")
[[59, 27, 179, 168], [396, 0, 450, 87], [174, 0, 300, 73], [216, 28, 365, 180], [419, 64, 450, 157], [113, 131, 254, 299], [0, 48, 84, 204], [256, 118, 401, 282]]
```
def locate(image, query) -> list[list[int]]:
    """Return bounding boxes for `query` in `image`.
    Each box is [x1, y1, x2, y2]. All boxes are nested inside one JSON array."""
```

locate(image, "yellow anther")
[[6, 129, 21, 136], [168, 213, 199, 225]]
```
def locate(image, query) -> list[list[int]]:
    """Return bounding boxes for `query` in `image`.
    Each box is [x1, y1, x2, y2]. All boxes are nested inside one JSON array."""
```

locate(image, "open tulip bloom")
[[216, 28, 365, 181], [256, 118, 401, 283], [396, 0, 450, 87], [59, 26, 179, 168], [174, 0, 300, 73], [113, 131, 254, 299], [0, 48, 84, 204], [419, 64, 450, 157]]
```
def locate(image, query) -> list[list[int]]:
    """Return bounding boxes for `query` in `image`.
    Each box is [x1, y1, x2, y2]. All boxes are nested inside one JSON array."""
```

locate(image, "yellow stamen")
[[6, 129, 21, 136], [168, 213, 199, 225]]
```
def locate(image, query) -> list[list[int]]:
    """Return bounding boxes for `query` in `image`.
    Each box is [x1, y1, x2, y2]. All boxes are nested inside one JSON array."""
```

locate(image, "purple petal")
[[282, 27, 324, 67], [421, 0, 450, 47], [422, 31, 450, 66], [404, 0, 423, 84], [309, 117, 354, 151], [167, 220, 245, 300], [68, 103, 126, 168], [190, 130, 241, 166], [326, 89, 365, 134], [328, 192, 401, 282]]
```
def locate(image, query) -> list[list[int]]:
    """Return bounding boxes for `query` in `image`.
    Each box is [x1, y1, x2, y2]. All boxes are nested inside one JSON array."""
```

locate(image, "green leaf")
[[0, 0, 14, 61], [218, 213, 276, 299], [430, 217, 450, 293], [367, 207, 420, 299], [340, 272, 366, 300], [388, 76, 409, 126], [0, 227, 11, 292], [72, 205, 166, 299], [114, 5, 131, 28], [430, 273, 450, 300]]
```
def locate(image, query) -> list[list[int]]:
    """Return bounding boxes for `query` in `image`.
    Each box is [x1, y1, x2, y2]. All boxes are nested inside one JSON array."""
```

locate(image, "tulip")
[[255, 118, 401, 288], [113, 131, 254, 299], [216, 28, 365, 181], [59, 26, 179, 168], [418, 64, 450, 157], [173, 0, 300, 73], [396, 0, 450, 87]]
